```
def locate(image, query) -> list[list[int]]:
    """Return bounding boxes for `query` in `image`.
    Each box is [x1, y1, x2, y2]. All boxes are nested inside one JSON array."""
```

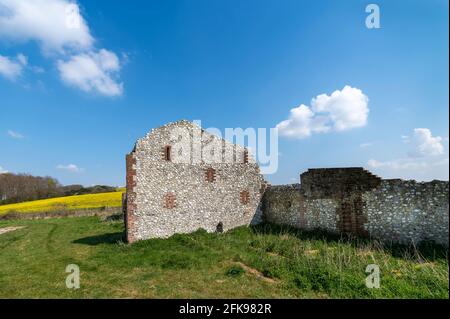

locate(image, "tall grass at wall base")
[[241, 224, 448, 298]]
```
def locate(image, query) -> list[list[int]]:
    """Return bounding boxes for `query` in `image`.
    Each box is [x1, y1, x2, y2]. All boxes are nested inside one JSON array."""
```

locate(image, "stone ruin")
[[262, 168, 449, 245], [125, 120, 449, 246], [124, 120, 266, 243]]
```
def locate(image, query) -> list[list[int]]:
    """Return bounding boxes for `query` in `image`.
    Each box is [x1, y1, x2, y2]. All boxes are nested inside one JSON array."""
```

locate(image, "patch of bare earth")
[[234, 262, 277, 284], [0, 226, 25, 235]]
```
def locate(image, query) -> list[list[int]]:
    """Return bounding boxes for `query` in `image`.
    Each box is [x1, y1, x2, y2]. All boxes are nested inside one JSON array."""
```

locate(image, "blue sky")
[[0, 0, 448, 186]]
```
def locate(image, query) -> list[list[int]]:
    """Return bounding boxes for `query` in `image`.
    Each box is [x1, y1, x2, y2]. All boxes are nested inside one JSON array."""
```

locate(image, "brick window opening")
[[243, 150, 249, 164], [240, 190, 250, 205], [205, 167, 216, 182], [164, 145, 172, 161], [163, 193, 176, 209]]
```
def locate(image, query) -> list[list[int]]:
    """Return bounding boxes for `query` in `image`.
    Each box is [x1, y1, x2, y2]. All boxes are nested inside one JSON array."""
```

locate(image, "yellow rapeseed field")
[[0, 191, 124, 215]]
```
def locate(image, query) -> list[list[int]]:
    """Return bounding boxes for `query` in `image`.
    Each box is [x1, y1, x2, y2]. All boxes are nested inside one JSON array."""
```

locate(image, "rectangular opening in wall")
[[243, 150, 249, 164], [206, 167, 216, 182], [240, 190, 250, 205], [164, 193, 176, 209], [164, 145, 172, 161]]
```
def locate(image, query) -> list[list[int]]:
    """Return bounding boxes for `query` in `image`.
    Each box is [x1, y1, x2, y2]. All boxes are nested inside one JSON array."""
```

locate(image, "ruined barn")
[[124, 120, 266, 243], [124, 121, 449, 246]]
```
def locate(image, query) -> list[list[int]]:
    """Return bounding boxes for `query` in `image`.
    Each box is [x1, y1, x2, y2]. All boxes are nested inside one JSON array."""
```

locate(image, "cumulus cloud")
[[367, 157, 449, 181], [368, 158, 429, 171], [0, 166, 8, 174], [57, 164, 83, 173], [407, 128, 444, 157], [0, 0, 93, 54], [7, 129, 24, 139], [368, 128, 448, 181], [0, 53, 27, 80], [58, 49, 123, 96], [0, 0, 124, 96], [276, 86, 369, 139]]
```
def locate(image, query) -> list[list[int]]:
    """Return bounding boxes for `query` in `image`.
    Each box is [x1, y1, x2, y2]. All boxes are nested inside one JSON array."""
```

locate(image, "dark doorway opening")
[[216, 222, 223, 233]]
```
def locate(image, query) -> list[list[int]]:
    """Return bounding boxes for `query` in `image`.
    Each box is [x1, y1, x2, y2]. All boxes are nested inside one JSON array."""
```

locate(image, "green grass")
[[0, 217, 447, 298], [0, 191, 124, 215]]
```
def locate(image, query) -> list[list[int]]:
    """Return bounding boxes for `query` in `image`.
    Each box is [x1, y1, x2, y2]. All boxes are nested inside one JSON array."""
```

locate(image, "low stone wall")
[[262, 168, 449, 246], [262, 184, 339, 232], [301, 198, 339, 232], [363, 179, 449, 245], [261, 184, 302, 227]]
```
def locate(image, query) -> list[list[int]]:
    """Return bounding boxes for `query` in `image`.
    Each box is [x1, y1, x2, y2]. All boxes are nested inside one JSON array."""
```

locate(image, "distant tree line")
[[0, 173, 117, 205]]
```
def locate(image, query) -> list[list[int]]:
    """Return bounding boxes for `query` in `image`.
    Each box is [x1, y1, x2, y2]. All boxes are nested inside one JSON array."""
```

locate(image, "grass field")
[[0, 190, 124, 215], [0, 216, 447, 298]]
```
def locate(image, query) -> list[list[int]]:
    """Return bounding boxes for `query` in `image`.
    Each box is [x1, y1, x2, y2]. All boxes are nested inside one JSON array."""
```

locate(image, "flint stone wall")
[[125, 121, 448, 246], [363, 179, 449, 245], [261, 184, 302, 227], [262, 168, 449, 246], [126, 120, 265, 242]]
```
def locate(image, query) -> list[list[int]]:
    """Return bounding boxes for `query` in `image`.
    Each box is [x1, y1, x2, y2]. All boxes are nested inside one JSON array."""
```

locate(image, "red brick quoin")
[[125, 153, 137, 243]]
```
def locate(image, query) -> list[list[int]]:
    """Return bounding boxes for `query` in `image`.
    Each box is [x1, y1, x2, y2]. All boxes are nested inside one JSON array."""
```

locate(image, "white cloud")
[[57, 49, 123, 96], [367, 157, 449, 181], [0, 166, 8, 174], [0, 53, 26, 80], [367, 128, 448, 181], [0, 0, 124, 96], [57, 164, 83, 173], [408, 128, 444, 157], [7, 129, 24, 139], [0, 0, 93, 54], [368, 158, 429, 171], [276, 104, 330, 138], [276, 86, 369, 139]]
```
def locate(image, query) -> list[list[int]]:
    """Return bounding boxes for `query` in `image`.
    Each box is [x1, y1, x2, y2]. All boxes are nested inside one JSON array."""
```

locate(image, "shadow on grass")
[[71, 223, 447, 262], [251, 223, 449, 262], [73, 232, 125, 246]]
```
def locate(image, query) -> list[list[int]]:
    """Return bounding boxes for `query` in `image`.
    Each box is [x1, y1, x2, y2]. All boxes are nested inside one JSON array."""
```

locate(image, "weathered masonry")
[[262, 168, 449, 246], [125, 121, 449, 246], [124, 120, 266, 243]]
